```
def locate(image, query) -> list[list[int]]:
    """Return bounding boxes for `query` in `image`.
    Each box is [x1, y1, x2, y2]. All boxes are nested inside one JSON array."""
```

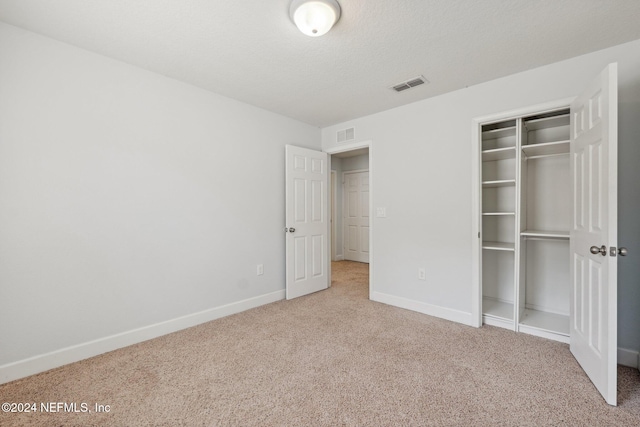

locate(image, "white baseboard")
[[372, 291, 475, 327], [0, 290, 285, 385], [3, 288, 635, 385], [335, 255, 344, 261], [618, 347, 639, 368]]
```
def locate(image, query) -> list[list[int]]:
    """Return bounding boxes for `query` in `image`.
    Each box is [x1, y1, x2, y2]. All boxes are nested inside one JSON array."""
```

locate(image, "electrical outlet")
[[257, 264, 264, 276], [418, 268, 426, 280]]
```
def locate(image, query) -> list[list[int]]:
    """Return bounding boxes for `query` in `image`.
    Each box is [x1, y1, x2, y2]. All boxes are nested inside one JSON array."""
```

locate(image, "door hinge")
[[478, 232, 481, 238]]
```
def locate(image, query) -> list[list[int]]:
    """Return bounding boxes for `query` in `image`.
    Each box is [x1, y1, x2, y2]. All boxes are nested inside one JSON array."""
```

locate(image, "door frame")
[[325, 140, 373, 299], [470, 98, 575, 327], [330, 170, 338, 261], [342, 168, 370, 263]]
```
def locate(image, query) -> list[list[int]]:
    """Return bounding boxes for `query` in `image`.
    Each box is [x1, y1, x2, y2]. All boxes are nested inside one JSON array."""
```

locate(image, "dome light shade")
[[290, 0, 341, 37]]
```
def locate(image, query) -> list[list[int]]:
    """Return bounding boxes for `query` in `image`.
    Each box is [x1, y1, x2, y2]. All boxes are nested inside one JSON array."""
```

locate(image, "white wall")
[[322, 39, 640, 355], [0, 22, 320, 381]]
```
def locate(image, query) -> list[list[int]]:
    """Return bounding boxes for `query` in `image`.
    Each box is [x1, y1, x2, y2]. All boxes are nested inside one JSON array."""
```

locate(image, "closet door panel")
[[569, 63, 617, 406]]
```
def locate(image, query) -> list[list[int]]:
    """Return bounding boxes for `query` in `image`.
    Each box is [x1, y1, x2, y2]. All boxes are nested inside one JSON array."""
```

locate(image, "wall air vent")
[[337, 127, 355, 143], [391, 75, 429, 92]]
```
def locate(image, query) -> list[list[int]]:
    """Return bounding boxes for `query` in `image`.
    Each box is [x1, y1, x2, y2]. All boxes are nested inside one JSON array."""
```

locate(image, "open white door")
[[570, 63, 618, 405], [285, 145, 329, 299]]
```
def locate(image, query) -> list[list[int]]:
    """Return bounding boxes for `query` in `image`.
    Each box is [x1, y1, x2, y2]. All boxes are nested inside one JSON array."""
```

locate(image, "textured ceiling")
[[1, 0, 640, 127]]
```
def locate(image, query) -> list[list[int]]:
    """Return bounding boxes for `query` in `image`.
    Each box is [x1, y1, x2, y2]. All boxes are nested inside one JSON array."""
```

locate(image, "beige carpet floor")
[[1, 260, 639, 426]]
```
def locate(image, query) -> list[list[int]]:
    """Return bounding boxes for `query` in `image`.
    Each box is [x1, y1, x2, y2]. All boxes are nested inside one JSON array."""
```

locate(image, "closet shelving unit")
[[480, 120, 518, 329], [480, 109, 571, 342], [518, 109, 570, 340]]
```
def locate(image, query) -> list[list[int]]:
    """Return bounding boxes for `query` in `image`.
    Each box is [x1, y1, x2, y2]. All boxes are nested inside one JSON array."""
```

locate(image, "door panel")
[[312, 180, 323, 222], [312, 234, 323, 277], [570, 63, 618, 406], [294, 179, 306, 222], [286, 145, 329, 299], [348, 226, 358, 251], [573, 253, 585, 333], [294, 236, 306, 281], [361, 226, 370, 254]]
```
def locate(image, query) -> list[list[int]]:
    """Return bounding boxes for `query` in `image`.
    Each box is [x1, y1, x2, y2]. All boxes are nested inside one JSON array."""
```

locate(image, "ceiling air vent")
[[391, 75, 429, 92], [337, 127, 355, 143]]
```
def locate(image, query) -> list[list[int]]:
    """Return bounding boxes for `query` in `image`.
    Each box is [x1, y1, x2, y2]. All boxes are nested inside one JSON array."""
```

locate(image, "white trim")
[[471, 98, 575, 330], [368, 142, 374, 299], [335, 255, 344, 261], [325, 140, 372, 155], [372, 292, 475, 326], [483, 316, 514, 330], [618, 347, 639, 368], [472, 98, 576, 125], [327, 155, 333, 286], [0, 290, 285, 385], [330, 170, 338, 261], [471, 114, 482, 327], [517, 324, 570, 344], [325, 140, 374, 300]]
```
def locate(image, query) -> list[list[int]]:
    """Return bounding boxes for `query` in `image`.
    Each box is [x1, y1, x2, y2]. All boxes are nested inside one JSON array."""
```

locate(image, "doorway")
[[328, 145, 371, 299]]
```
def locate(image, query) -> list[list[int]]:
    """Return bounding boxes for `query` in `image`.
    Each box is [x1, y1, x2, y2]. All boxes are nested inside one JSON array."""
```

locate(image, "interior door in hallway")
[[343, 170, 369, 263], [285, 145, 329, 299]]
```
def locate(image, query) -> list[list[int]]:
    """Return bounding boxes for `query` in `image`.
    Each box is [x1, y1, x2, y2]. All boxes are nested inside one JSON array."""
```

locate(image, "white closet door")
[[285, 145, 329, 299], [343, 171, 370, 263], [569, 63, 618, 405]]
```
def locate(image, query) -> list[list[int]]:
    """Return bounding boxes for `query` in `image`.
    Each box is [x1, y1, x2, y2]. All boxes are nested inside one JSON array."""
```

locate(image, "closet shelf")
[[524, 114, 570, 131], [482, 241, 515, 251], [483, 298, 514, 321], [483, 212, 515, 216], [482, 179, 516, 188], [521, 230, 569, 239], [482, 126, 517, 139], [482, 147, 516, 161], [522, 140, 569, 158], [519, 308, 569, 336]]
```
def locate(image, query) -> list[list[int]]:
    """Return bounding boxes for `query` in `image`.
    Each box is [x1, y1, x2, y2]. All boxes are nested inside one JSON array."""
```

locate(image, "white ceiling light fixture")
[[290, 0, 341, 37]]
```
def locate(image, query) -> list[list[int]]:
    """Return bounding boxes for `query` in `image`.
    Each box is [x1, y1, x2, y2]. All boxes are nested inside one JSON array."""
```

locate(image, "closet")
[[480, 109, 570, 342], [472, 62, 620, 405]]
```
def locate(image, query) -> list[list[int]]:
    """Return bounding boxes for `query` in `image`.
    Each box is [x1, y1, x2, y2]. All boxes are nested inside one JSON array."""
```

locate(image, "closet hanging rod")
[[522, 236, 570, 242], [523, 152, 570, 161]]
